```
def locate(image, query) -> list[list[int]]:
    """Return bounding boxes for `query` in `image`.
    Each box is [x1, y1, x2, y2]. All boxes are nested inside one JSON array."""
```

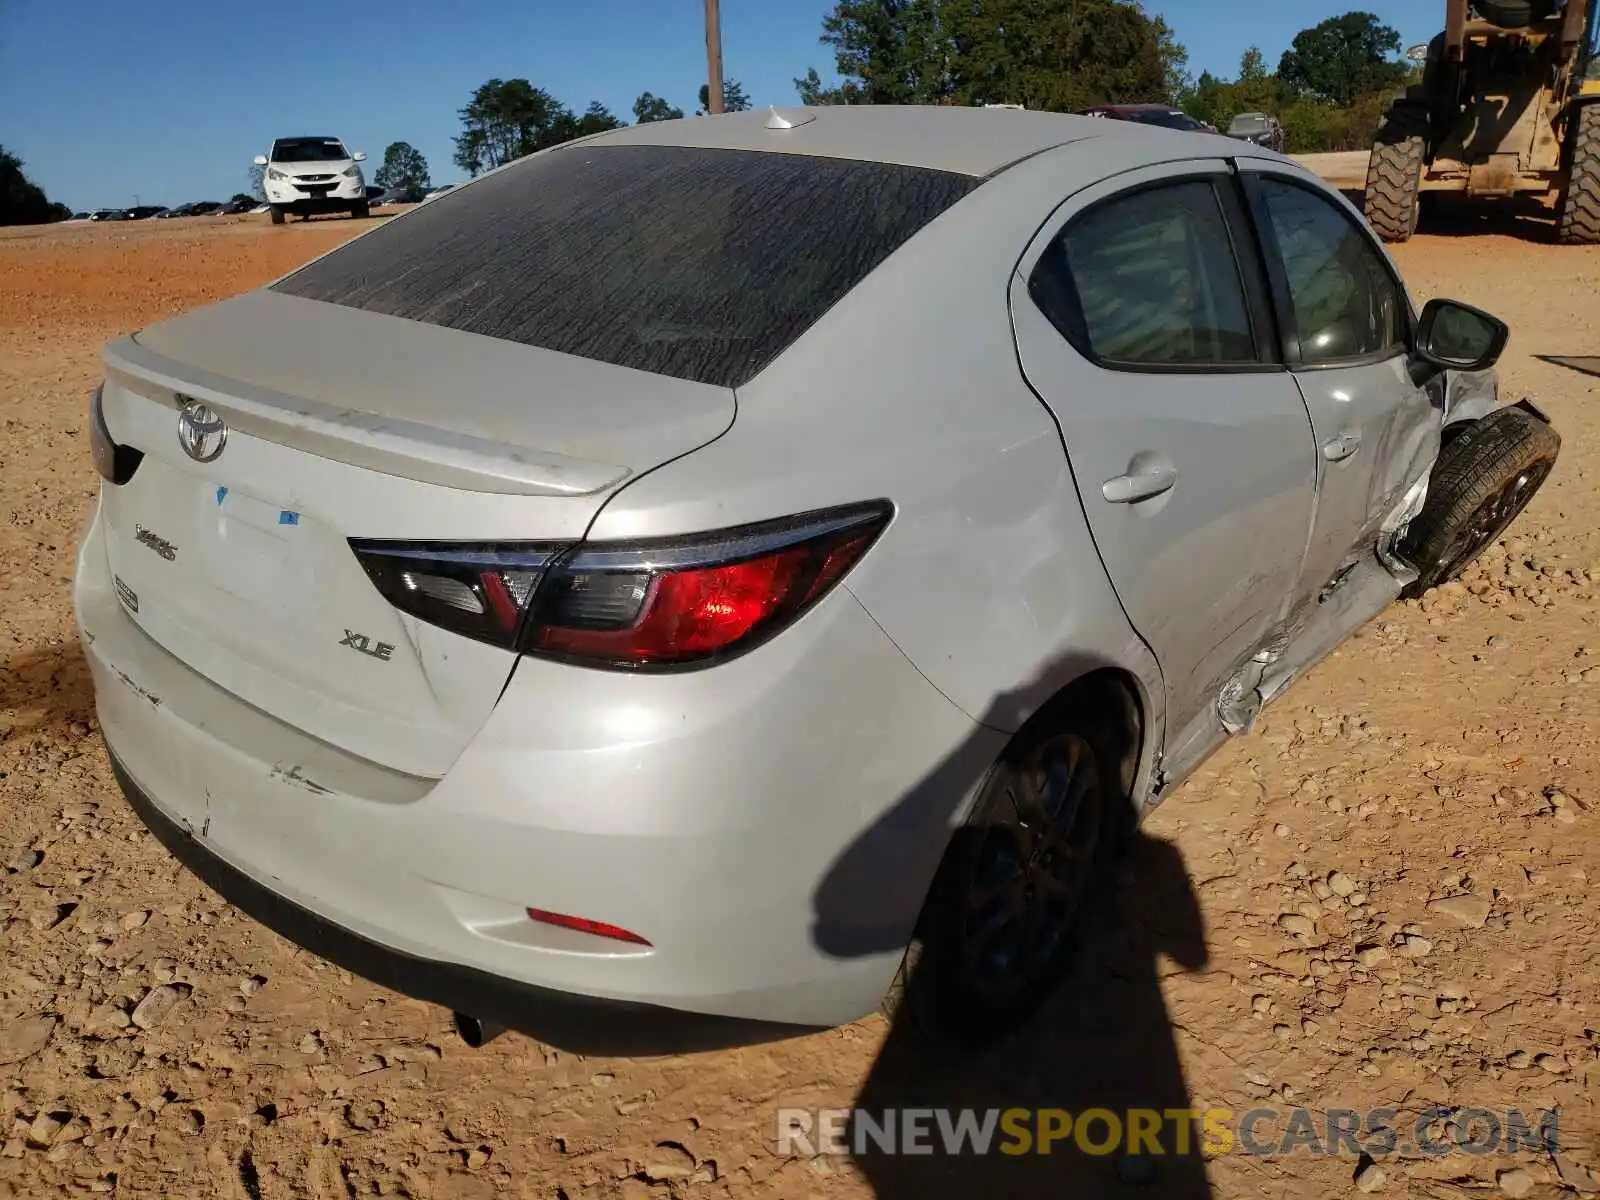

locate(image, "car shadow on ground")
[[812, 667, 1215, 1199], [1535, 354, 1600, 380], [849, 834, 1211, 1198], [0, 641, 95, 741]]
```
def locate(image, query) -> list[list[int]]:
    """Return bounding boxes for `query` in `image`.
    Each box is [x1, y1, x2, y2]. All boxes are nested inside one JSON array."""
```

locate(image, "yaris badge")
[[176, 397, 227, 462]]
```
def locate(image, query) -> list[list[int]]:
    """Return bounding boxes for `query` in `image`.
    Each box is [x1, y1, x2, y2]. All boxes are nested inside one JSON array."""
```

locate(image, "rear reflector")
[[350, 501, 891, 669], [526, 908, 651, 946]]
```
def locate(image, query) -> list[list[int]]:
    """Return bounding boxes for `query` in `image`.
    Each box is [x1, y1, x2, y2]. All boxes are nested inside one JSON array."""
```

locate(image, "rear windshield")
[[270, 143, 981, 388], [273, 138, 349, 163]]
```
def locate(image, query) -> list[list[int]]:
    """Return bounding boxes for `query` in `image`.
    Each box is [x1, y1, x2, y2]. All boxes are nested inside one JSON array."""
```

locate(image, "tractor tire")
[[268, 206, 285, 226], [1556, 103, 1600, 246], [1473, 0, 1533, 29], [1364, 106, 1428, 242], [1398, 406, 1560, 598]]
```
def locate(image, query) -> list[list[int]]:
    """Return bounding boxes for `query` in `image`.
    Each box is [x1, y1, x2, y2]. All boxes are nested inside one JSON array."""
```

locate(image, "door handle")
[[1102, 462, 1178, 504], [1322, 432, 1361, 462]]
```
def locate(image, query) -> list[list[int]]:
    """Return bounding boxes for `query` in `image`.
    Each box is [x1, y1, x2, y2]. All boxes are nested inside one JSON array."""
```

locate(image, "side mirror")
[[253, 155, 268, 166], [1416, 298, 1509, 372], [353, 151, 367, 162]]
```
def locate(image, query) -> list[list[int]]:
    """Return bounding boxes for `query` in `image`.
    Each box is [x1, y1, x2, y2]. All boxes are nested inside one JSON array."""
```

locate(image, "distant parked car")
[[375, 185, 426, 206], [420, 184, 456, 203], [70, 212, 91, 221], [217, 198, 256, 215], [1080, 104, 1211, 133], [126, 206, 168, 220], [90, 209, 128, 221], [1227, 112, 1286, 153]]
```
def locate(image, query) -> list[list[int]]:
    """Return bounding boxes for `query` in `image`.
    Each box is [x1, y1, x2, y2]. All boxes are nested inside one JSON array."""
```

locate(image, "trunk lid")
[[96, 293, 735, 777]]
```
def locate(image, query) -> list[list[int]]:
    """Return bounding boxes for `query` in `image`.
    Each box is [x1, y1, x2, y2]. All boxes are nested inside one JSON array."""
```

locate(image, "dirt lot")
[[3, 208, 1600, 1200]]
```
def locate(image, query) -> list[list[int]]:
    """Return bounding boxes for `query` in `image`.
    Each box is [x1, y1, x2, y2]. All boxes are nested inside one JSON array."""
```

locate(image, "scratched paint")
[[268, 762, 332, 795]]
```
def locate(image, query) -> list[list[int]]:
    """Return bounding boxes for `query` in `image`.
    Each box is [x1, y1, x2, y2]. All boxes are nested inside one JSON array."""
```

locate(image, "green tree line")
[[1180, 12, 1413, 153]]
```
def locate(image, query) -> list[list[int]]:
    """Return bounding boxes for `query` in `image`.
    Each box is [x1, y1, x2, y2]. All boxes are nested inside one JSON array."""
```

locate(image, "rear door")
[[1010, 161, 1319, 757], [1237, 164, 1439, 607]]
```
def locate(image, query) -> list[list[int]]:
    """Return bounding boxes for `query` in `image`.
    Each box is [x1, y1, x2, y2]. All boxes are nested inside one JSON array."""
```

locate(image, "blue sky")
[[1, 0, 1436, 211]]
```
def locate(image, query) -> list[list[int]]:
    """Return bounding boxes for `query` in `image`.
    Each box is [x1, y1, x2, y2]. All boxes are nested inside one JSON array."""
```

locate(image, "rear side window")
[[1028, 179, 1257, 368], [272, 144, 981, 389]]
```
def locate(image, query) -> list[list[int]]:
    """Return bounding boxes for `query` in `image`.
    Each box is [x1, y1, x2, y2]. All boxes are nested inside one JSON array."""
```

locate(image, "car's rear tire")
[[883, 699, 1129, 1051], [351, 201, 371, 219], [1364, 105, 1428, 242], [268, 206, 285, 226], [1398, 406, 1560, 598]]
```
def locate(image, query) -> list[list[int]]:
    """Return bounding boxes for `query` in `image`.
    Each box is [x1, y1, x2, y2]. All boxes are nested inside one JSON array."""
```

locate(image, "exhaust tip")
[[452, 1012, 505, 1048]]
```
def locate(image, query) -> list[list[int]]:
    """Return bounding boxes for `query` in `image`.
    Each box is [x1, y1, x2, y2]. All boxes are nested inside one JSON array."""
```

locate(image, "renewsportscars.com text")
[[776, 1105, 1559, 1159]]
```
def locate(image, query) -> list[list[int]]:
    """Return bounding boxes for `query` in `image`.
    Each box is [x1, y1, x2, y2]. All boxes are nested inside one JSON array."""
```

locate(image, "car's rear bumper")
[[106, 748, 809, 1054], [75, 499, 997, 1043]]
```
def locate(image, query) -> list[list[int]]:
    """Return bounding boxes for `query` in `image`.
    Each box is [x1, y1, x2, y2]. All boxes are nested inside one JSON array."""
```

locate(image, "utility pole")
[[704, 0, 724, 114]]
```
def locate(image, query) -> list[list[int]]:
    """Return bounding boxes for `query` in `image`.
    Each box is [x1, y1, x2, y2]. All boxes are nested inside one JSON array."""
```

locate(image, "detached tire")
[[883, 698, 1128, 1051], [268, 206, 286, 226], [1557, 103, 1600, 246], [351, 201, 371, 219], [1399, 407, 1560, 598], [1364, 106, 1428, 242]]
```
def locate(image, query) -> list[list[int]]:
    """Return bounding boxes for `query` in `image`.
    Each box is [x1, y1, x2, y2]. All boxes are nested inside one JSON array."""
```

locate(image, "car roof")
[[579, 104, 1186, 178]]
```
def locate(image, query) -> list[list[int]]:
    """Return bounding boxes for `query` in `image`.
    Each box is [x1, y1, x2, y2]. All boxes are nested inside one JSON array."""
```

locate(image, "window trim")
[[1237, 169, 1418, 372], [1025, 172, 1286, 377]]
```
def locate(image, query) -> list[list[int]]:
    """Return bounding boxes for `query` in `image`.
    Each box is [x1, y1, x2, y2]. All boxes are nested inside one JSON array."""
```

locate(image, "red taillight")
[[534, 546, 805, 663], [528, 504, 890, 668], [526, 908, 651, 946], [350, 502, 891, 668]]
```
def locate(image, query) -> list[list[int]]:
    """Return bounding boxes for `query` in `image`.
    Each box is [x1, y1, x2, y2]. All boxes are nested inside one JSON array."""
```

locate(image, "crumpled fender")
[[1439, 366, 1501, 430]]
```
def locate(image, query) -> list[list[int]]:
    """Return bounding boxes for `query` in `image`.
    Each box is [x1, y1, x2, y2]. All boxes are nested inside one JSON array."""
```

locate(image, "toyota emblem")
[[176, 397, 227, 463]]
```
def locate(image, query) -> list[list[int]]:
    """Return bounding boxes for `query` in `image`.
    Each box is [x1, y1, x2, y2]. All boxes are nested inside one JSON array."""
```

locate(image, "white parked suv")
[[253, 136, 369, 224]]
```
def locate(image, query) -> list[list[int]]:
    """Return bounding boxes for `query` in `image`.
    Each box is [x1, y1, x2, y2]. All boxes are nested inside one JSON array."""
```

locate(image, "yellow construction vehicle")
[[1364, 0, 1600, 242]]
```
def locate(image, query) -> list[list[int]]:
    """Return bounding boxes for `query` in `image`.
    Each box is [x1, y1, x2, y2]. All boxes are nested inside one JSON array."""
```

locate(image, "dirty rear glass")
[[271, 144, 982, 389]]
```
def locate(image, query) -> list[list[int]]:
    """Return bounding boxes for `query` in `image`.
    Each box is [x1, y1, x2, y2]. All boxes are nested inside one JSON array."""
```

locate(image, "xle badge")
[[340, 630, 395, 662]]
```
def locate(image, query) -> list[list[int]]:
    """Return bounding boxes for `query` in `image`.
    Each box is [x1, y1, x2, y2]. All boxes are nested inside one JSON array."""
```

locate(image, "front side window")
[[1251, 178, 1409, 365], [1029, 179, 1257, 368]]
